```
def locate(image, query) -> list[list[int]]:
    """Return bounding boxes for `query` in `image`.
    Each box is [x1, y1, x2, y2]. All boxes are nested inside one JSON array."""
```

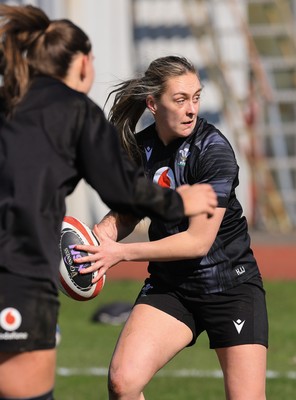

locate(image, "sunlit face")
[[147, 72, 202, 145]]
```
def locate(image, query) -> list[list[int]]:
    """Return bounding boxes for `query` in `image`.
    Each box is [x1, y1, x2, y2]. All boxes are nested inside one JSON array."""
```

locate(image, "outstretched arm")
[[75, 207, 225, 283], [90, 182, 217, 243]]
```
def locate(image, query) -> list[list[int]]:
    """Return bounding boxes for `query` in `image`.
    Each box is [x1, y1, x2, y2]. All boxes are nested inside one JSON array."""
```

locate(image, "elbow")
[[188, 241, 213, 259], [191, 247, 209, 259]]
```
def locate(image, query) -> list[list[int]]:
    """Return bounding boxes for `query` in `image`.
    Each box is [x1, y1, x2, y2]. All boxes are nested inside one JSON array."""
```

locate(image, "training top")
[[136, 119, 260, 295], [0, 76, 185, 287]]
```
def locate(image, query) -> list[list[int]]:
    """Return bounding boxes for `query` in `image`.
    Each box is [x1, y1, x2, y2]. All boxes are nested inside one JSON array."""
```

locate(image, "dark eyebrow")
[[173, 88, 203, 97]]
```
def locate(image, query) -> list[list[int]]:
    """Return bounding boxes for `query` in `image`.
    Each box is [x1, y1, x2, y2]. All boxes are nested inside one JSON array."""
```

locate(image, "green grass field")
[[55, 280, 296, 399]]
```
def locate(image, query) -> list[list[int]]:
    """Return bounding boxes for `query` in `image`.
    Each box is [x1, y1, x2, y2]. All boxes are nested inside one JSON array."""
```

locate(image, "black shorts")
[[0, 269, 60, 352], [135, 275, 268, 349]]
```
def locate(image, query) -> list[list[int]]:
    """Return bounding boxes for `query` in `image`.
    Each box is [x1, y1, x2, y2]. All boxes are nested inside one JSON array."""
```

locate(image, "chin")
[[181, 127, 194, 136]]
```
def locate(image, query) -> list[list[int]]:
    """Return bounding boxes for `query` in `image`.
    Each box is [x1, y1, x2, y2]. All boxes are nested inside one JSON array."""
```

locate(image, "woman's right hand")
[[74, 236, 125, 283]]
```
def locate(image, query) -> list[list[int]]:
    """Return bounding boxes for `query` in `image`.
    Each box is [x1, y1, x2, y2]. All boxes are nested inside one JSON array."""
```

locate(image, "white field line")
[[57, 367, 296, 379]]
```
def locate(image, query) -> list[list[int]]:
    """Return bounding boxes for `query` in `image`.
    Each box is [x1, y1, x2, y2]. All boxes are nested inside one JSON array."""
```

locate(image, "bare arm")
[[94, 182, 217, 244], [76, 207, 225, 282], [93, 211, 140, 243], [119, 208, 225, 262]]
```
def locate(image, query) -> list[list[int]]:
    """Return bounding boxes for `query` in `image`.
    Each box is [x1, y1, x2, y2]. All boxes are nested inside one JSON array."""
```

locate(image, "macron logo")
[[233, 319, 245, 334], [145, 146, 152, 161]]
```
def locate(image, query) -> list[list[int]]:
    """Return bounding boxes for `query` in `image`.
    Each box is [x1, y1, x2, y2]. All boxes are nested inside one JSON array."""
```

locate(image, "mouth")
[[182, 120, 194, 126]]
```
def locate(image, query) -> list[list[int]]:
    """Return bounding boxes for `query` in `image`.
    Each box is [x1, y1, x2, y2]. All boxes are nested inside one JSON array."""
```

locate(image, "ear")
[[80, 55, 88, 81], [146, 95, 157, 114]]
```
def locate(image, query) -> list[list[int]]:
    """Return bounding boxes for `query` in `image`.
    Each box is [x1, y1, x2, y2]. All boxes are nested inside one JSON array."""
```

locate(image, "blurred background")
[[2, 0, 295, 269], [2, 2, 295, 398]]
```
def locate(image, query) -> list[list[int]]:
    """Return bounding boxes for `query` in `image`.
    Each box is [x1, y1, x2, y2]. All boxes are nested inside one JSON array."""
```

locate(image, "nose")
[[186, 101, 197, 116]]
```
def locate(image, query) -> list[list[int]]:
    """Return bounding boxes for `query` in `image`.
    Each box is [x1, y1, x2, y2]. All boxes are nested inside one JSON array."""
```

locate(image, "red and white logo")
[[153, 167, 176, 189], [0, 308, 22, 331]]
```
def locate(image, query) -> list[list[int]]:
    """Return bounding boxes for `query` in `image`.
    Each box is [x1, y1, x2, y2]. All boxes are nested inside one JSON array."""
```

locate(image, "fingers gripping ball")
[[59, 216, 105, 301]]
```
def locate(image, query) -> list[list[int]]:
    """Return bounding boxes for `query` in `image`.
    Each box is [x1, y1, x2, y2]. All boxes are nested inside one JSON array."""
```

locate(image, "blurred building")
[[1, 0, 295, 232], [130, 0, 296, 232]]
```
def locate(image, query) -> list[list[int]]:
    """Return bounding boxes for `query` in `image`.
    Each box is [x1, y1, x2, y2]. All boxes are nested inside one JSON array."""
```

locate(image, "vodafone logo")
[[0, 308, 22, 331], [153, 167, 176, 189]]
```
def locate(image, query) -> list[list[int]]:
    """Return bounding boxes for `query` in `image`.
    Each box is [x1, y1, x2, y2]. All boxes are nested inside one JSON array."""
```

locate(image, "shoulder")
[[186, 118, 237, 169], [26, 76, 97, 112], [186, 118, 238, 182], [194, 118, 232, 149], [135, 123, 156, 146], [23, 76, 106, 129], [16, 77, 107, 152]]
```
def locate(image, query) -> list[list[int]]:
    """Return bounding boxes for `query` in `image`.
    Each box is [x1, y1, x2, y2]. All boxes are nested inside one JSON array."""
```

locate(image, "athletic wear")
[[136, 119, 261, 294], [0, 76, 184, 289], [0, 270, 59, 352], [135, 118, 268, 348], [135, 275, 268, 348]]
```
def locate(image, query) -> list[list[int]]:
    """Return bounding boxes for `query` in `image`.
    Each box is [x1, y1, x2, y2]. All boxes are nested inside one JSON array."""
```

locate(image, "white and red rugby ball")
[[59, 216, 105, 301]]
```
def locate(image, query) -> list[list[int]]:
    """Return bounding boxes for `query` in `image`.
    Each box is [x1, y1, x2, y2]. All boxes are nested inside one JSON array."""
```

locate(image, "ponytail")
[[0, 4, 91, 114], [0, 5, 50, 112], [106, 79, 147, 162]]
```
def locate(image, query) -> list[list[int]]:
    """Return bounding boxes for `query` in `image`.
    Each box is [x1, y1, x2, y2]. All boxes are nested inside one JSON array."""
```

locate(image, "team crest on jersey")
[[178, 147, 190, 166], [153, 167, 176, 189], [140, 283, 154, 297]]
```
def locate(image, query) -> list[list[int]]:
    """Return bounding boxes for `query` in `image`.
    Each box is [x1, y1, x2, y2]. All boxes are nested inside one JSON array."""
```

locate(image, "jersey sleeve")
[[190, 131, 239, 208], [76, 100, 184, 222]]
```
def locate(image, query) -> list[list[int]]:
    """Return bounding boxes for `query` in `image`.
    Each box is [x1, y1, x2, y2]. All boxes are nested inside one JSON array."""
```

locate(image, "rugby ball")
[[59, 216, 105, 301]]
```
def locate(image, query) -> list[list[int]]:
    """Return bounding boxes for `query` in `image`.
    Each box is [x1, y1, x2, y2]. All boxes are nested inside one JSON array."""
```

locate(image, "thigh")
[[110, 303, 193, 386], [216, 344, 267, 400], [0, 349, 56, 398]]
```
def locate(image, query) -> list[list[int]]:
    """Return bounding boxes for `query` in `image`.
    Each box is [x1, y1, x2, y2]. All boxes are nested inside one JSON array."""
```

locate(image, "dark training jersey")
[[136, 118, 260, 295], [0, 76, 185, 288]]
